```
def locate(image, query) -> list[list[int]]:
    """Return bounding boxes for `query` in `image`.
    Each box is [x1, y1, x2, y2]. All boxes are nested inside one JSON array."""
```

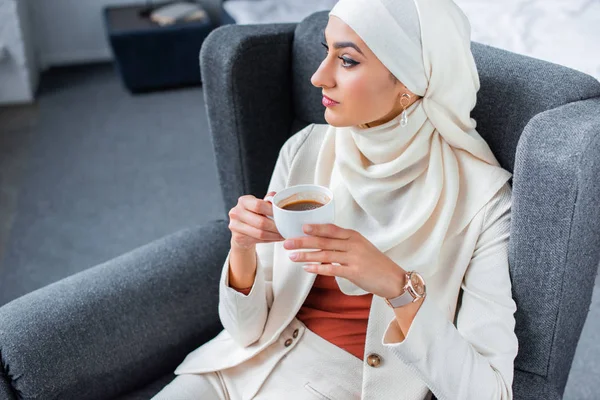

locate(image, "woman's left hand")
[[284, 223, 406, 299]]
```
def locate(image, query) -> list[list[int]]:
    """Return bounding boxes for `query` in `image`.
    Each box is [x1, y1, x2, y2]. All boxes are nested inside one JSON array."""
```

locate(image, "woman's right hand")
[[228, 191, 284, 251]]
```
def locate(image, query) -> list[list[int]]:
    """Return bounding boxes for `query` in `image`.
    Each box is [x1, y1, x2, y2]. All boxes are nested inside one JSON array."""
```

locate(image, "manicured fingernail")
[[289, 252, 298, 260], [284, 239, 294, 248], [303, 265, 314, 272], [304, 225, 313, 233]]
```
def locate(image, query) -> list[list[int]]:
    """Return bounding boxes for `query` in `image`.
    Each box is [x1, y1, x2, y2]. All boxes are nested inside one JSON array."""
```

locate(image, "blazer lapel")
[[261, 243, 317, 340]]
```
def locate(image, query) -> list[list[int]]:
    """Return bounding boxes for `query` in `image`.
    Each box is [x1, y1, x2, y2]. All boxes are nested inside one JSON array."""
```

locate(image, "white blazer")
[[175, 124, 518, 400]]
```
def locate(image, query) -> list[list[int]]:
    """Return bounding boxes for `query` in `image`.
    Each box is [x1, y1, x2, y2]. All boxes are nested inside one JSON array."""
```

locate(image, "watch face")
[[410, 272, 426, 296]]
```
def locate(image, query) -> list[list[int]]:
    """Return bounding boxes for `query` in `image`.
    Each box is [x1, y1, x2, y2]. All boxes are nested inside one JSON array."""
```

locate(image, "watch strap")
[[384, 270, 426, 309], [385, 289, 415, 308]]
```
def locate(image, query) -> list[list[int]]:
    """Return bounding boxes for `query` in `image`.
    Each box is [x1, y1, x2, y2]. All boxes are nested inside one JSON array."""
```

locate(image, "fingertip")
[[303, 265, 316, 273]]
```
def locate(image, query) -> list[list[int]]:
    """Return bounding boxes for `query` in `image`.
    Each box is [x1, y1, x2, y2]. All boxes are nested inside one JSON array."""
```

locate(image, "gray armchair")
[[1, 11, 600, 400]]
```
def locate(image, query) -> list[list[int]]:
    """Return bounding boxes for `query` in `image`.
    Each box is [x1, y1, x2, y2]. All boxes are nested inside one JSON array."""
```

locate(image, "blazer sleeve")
[[382, 184, 518, 400], [218, 124, 315, 347]]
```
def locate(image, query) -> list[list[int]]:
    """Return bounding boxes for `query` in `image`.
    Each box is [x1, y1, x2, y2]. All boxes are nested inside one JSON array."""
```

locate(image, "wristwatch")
[[384, 270, 427, 308]]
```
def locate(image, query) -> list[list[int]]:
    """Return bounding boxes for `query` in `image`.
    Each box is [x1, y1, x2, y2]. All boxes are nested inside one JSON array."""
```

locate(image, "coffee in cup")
[[281, 199, 325, 211], [265, 184, 334, 240]]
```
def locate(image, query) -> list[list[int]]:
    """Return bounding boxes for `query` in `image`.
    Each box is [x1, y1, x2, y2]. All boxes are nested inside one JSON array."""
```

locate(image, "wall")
[[0, 0, 36, 105], [30, 0, 145, 67]]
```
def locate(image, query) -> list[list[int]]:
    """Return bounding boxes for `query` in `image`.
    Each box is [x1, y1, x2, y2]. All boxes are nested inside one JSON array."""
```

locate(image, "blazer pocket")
[[304, 382, 334, 400]]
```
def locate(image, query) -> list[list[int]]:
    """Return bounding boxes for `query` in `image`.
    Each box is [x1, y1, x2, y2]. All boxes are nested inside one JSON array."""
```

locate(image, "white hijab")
[[314, 0, 512, 295]]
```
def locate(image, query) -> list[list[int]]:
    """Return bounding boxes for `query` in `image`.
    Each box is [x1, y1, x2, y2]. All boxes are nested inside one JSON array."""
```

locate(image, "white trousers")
[[153, 319, 363, 400]]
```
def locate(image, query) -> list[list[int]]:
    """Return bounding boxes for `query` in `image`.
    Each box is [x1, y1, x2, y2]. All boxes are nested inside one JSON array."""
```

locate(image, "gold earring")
[[400, 93, 411, 127]]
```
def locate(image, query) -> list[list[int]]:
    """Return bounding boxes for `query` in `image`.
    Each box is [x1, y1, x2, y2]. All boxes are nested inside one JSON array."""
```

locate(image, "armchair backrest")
[[200, 10, 600, 397]]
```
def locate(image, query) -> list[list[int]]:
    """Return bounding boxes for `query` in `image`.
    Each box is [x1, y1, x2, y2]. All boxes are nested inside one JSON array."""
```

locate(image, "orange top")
[[236, 275, 372, 360], [296, 275, 373, 360]]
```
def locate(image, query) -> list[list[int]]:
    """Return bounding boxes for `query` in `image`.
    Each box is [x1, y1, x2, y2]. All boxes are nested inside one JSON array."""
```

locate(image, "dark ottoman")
[[104, 3, 215, 92]]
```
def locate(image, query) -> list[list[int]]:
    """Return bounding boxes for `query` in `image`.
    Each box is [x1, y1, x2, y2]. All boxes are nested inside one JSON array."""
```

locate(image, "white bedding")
[[223, 0, 338, 24], [455, 0, 599, 80]]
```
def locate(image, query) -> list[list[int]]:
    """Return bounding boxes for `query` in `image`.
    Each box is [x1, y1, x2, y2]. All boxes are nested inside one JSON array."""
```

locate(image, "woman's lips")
[[322, 95, 339, 107]]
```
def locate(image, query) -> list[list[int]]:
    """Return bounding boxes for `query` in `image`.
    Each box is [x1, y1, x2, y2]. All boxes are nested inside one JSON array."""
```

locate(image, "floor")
[[0, 63, 598, 399], [0, 63, 223, 305]]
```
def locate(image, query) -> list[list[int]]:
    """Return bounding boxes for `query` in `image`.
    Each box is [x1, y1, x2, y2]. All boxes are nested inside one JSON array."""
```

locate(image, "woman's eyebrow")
[[322, 30, 365, 56]]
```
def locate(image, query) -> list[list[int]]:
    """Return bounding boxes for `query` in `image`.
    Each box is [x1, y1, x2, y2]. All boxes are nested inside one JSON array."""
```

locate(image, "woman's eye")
[[339, 56, 359, 68], [320, 42, 359, 68]]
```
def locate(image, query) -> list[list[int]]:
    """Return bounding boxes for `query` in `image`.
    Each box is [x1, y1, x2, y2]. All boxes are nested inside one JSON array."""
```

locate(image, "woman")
[[153, 0, 518, 398]]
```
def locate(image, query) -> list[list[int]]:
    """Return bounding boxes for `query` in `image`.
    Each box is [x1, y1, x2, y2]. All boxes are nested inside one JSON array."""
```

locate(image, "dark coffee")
[[281, 200, 325, 211]]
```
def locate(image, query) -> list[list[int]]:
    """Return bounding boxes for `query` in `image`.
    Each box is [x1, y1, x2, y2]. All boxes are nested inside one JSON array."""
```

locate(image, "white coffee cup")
[[265, 184, 335, 240]]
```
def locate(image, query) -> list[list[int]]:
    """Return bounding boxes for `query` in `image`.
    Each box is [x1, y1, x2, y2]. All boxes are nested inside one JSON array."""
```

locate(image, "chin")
[[324, 109, 356, 128]]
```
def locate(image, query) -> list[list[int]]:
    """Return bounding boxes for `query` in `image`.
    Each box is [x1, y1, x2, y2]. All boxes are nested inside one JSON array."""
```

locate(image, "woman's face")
[[311, 16, 417, 128]]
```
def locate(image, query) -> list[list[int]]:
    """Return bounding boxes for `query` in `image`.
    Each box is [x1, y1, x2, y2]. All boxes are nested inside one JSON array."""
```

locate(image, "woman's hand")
[[228, 191, 285, 251], [283, 223, 406, 299]]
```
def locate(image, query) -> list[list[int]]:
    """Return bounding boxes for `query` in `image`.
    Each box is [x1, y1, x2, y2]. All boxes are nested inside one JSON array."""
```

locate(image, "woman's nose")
[[311, 60, 334, 89]]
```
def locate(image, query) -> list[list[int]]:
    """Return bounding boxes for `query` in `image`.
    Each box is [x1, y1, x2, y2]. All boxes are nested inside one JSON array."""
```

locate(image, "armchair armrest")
[[510, 97, 600, 393], [0, 219, 230, 400], [200, 22, 297, 216], [513, 370, 561, 400]]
